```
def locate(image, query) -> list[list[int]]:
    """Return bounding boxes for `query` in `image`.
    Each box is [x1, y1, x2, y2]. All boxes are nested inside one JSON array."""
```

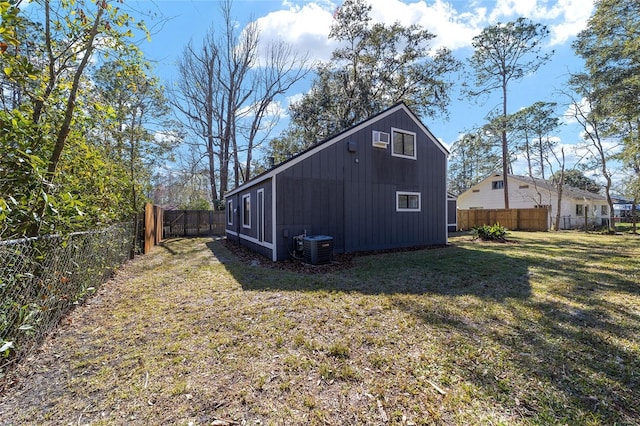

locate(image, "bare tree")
[[237, 40, 310, 182], [565, 74, 619, 232], [172, 0, 309, 205], [172, 29, 223, 203], [546, 147, 566, 231]]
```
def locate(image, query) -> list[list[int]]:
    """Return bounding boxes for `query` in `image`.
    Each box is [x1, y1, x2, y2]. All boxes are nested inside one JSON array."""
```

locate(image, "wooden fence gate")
[[457, 208, 549, 231], [162, 210, 226, 238]]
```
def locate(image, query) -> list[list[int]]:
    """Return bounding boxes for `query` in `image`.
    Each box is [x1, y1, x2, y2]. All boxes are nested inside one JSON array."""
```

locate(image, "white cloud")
[[488, 0, 594, 45], [547, 0, 595, 45], [252, 0, 593, 64], [255, 3, 337, 62], [367, 0, 484, 50]]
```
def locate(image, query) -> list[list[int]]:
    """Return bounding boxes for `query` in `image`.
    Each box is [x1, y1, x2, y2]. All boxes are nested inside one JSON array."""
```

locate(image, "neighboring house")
[[224, 102, 449, 261], [457, 174, 609, 230], [613, 198, 639, 222]]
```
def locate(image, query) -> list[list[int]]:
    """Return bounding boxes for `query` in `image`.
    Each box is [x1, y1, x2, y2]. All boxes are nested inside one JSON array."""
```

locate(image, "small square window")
[[396, 191, 421, 212], [391, 128, 417, 160], [492, 180, 504, 190]]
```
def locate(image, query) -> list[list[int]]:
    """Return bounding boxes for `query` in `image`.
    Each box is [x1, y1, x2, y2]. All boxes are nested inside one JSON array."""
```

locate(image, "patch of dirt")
[[222, 239, 353, 274], [223, 238, 450, 274]]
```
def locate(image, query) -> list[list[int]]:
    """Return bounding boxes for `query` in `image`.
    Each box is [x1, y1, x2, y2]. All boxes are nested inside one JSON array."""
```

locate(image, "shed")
[[224, 102, 449, 261]]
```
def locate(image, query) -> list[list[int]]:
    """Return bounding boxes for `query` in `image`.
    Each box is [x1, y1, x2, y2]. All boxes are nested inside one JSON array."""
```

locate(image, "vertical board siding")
[[286, 108, 445, 256], [231, 105, 448, 261]]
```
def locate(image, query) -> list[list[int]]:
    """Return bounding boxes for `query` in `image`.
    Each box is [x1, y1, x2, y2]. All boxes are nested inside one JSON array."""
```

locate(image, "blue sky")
[[130, 0, 605, 176]]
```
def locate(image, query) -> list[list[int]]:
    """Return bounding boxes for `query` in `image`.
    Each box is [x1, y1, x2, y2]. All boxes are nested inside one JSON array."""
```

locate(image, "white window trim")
[[227, 200, 233, 225], [391, 127, 417, 160], [242, 193, 251, 229], [396, 191, 421, 212]]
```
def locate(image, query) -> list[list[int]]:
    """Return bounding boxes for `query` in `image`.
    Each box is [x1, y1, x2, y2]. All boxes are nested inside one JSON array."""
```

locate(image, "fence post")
[[144, 203, 154, 254], [154, 206, 163, 244], [183, 210, 188, 237]]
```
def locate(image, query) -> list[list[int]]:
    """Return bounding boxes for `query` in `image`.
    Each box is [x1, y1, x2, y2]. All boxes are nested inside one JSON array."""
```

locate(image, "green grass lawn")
[[0, 231, 638, 425]]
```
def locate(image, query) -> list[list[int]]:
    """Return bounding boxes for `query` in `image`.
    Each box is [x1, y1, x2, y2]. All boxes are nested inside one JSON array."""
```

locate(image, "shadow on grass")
[[392, 234, 640, 423], [206, 238, 532, 300], [171, 236, 639, 423]]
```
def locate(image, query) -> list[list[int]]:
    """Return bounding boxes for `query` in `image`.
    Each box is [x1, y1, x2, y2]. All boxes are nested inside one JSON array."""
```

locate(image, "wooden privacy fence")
[[143, 205, 226, 253], [457, 208, 549, 231], [163, 210, 226, 238]]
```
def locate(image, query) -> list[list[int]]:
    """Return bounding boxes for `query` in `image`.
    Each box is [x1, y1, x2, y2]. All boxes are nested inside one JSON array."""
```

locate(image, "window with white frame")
[[391, 128, 416, 159], [227, 200, 233, 225], [396, 191, 421, 212], [601, 205, 608, 215], [576, 204, 587, 216], [492, 180, 504, 190], [242, 194, 251, 228]]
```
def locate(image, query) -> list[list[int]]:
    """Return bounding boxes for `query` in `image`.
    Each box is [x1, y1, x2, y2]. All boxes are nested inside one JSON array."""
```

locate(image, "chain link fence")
[[0, 222, 135, 374]]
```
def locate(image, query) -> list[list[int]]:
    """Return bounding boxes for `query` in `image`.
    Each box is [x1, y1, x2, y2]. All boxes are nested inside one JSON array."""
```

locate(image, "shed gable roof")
[[225, 102, 447, 198]]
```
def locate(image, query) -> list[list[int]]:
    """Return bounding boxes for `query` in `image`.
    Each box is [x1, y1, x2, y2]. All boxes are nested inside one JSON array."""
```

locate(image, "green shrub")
[[472, 223, 508, 242]]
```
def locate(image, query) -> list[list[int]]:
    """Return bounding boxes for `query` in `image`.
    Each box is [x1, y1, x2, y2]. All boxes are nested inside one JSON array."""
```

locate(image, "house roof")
[[480, 174, 607, 201], [225, 102, 447, 198]]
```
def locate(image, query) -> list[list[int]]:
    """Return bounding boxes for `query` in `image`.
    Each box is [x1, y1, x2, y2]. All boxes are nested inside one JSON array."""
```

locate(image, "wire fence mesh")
[[0, 222, 135, 374]]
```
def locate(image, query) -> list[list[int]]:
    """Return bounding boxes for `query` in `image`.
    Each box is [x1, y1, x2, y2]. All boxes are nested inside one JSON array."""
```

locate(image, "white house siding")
[[457, 175, 609, 230]]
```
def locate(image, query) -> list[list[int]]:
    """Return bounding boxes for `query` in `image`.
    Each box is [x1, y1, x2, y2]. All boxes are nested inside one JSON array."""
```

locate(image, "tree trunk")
[[632, 197, 638, 234], [28, 4, 104, 236], [553, 148, 565, 231], [501, 81, 510, 209]]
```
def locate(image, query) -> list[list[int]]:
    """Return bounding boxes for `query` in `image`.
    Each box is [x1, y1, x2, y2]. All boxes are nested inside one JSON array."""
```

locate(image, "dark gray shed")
[[224, 102, 449, 261]]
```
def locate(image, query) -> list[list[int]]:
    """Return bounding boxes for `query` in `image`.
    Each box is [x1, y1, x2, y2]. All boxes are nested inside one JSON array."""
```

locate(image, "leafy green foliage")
[[448, 131, 502, 195], [472, 223, 509, 242], [179, 198, 212, 211], [270, 0, 459, 156], [510, 101, 560, 180], [574, 0, 640, 123], [0, 1, 168, 238], [551, 169, 601, 193], [573, 0, 640, 233]]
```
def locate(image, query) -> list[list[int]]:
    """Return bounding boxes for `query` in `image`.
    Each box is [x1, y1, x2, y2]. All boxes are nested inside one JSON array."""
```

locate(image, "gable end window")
[[391, 128, 417, 160], [242, 194, 251, 228], [492, 180, 504, 190], [227, 200, 233, 225], [396, 191, 421, 212]]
